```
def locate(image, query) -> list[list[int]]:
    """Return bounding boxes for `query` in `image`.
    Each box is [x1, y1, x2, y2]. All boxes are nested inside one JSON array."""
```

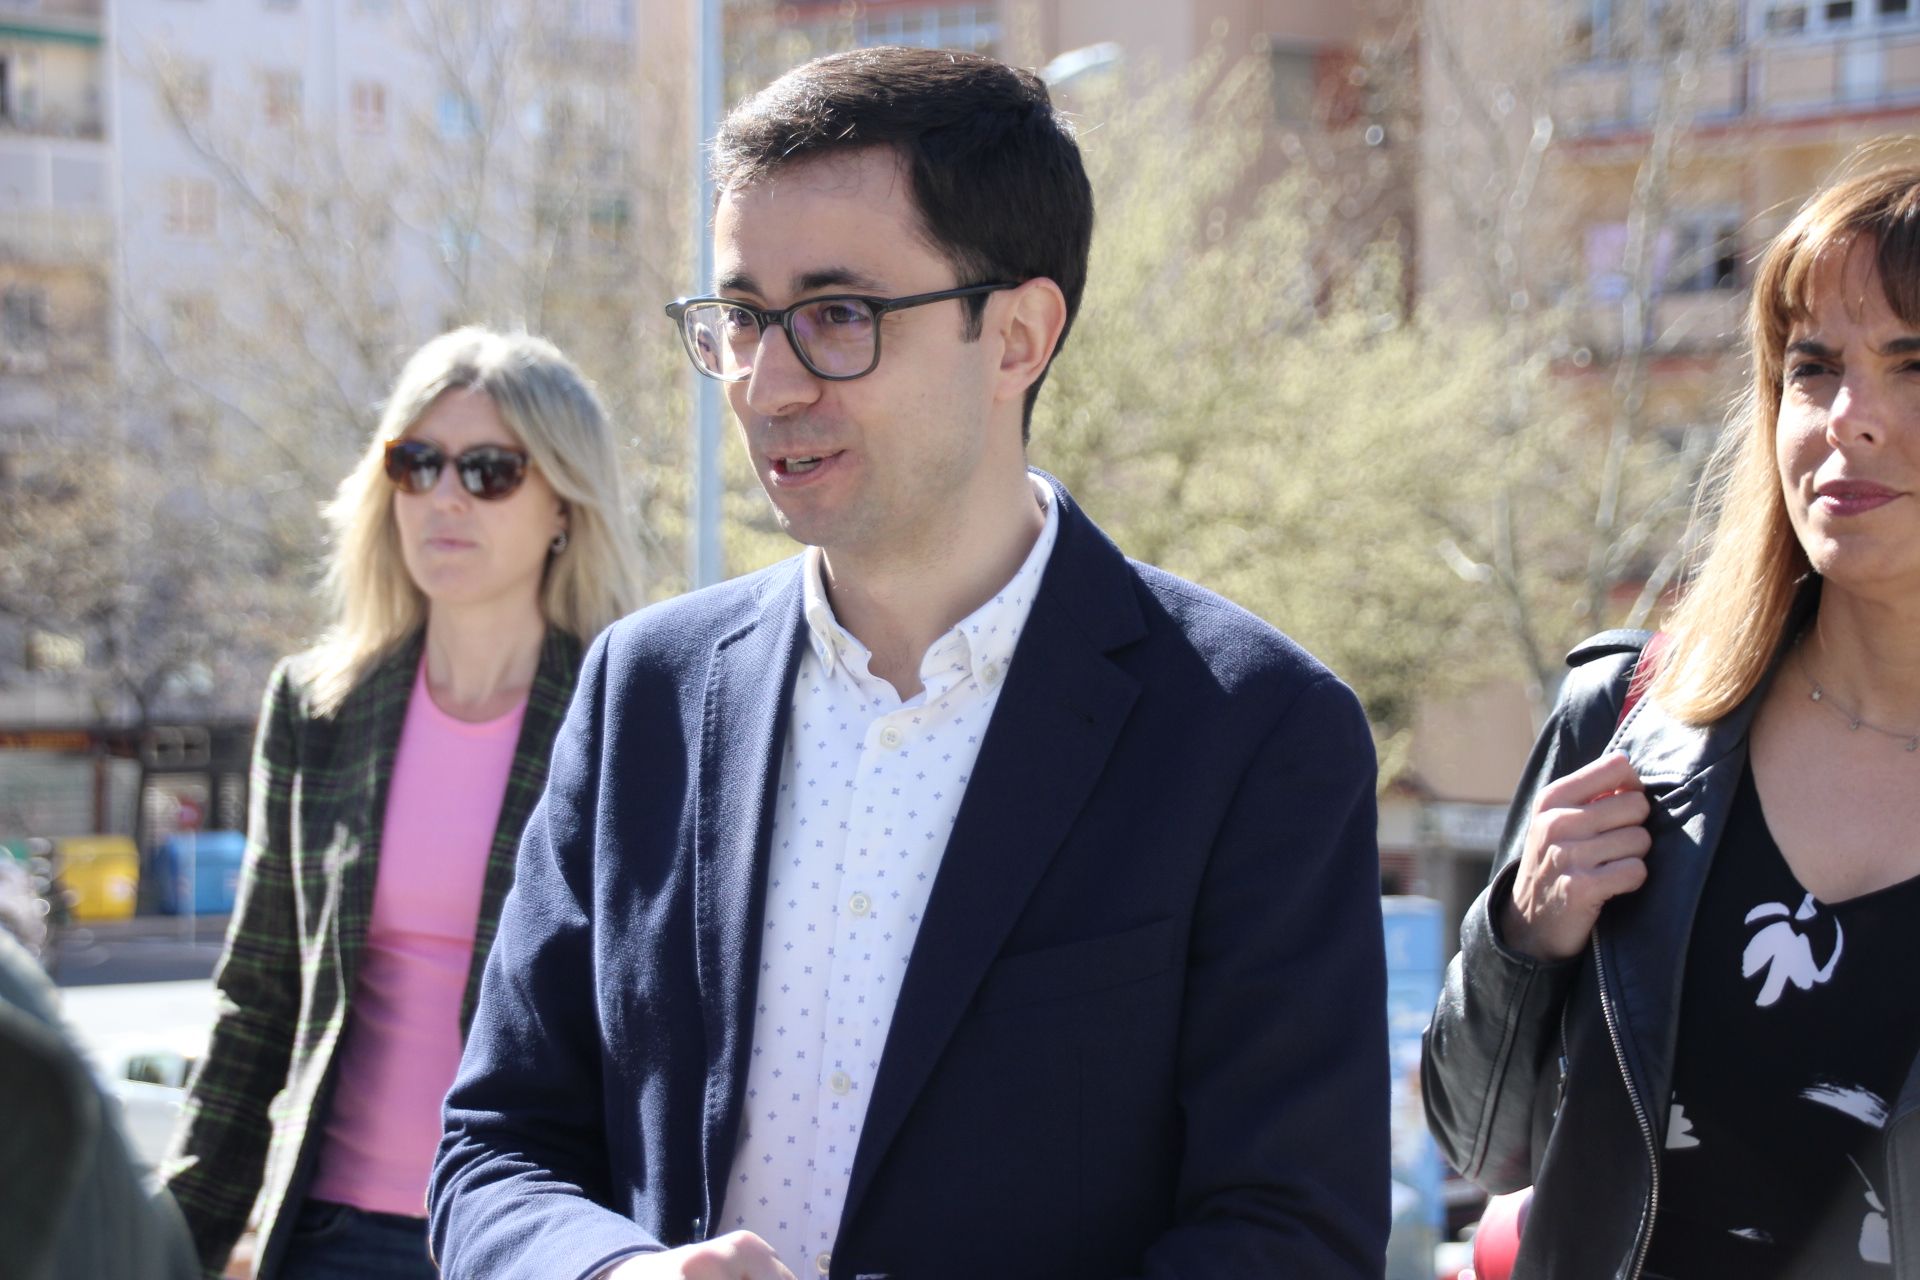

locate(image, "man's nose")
[[744, 323, 822, 417]]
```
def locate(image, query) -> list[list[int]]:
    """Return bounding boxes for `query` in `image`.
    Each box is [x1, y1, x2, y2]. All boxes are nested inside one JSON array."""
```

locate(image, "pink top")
[[308, 661, 526, 1217]]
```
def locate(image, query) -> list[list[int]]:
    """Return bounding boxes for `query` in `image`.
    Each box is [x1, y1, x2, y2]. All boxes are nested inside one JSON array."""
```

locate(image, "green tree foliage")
[[1030, 53, 1532, 761]]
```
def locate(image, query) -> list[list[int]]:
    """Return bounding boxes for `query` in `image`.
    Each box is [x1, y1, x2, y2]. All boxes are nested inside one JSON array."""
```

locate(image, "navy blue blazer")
[[431, 476, 1389, 1280]]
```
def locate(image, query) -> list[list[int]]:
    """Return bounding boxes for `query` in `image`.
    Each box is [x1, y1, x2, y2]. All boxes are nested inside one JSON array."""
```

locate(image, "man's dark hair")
[[713, 45, 1095, 438]]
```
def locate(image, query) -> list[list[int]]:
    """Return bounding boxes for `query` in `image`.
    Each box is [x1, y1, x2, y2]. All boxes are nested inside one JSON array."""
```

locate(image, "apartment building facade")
[[0, 0, 664, 848]]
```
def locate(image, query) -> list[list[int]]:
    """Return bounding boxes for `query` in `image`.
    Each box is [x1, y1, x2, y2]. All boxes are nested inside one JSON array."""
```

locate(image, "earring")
[[550, 530, 569, 554]]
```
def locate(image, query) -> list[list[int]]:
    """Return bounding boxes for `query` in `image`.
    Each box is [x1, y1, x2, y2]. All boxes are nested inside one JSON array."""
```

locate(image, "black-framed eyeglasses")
[[664, 282, 1017, 382], [383, 439, 531, 500]]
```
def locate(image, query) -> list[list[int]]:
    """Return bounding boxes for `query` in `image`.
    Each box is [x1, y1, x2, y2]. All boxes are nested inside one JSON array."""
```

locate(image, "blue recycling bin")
[[157, 830, 247, 915]]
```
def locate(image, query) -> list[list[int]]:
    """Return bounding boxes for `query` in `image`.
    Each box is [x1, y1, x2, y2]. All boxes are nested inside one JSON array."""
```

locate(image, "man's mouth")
[[771, 454, 833, 475]]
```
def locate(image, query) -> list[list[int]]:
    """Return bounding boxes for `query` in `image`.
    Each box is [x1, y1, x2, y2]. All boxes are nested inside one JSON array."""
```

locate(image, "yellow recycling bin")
[[56, 835, 140, 923]]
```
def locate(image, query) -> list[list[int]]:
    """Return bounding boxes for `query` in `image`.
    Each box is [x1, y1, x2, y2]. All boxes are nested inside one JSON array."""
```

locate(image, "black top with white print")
[[1644, 765, 1920, 1278]]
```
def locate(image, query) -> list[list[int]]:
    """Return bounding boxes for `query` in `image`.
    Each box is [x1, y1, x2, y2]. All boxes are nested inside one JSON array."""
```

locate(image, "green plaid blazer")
[[162, 627, 582, 1279]]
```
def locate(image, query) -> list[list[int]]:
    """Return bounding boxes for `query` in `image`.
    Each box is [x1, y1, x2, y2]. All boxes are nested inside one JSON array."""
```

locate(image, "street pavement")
[[49, 914, 226, 1169], [52, 911, 229, 986]]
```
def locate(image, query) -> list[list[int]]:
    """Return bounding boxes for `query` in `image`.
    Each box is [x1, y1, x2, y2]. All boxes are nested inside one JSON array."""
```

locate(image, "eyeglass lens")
[[383, 439, 530, 500], [683, 298, 878, 380]]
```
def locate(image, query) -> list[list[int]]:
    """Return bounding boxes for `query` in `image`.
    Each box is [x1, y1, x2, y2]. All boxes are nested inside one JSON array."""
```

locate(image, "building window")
[[258, 69, 301, 126], [156, 58, 212, 123], [165, 178, 217, 237], [1764, 2, 1808, 31], [567, 0, 633, 39], [1758, 0, 1912, 29], [1586, 216, 1741, 300], [2, 286, 49, 354], [1664, 216, 1742, 293], [351, 79, 387, 133], [587, 193, 629, 253], [851, 5, 999, 55], [1269, 45, 1322, 124], [437, 90, 478, 139]]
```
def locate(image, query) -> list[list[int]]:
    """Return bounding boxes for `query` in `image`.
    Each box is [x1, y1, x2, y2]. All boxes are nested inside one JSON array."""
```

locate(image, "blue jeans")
[[278, 1199, 438, 1280]]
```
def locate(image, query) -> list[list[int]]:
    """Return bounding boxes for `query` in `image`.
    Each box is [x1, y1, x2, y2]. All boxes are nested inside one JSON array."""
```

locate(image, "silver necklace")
[[1799, 650, 1920, 753]]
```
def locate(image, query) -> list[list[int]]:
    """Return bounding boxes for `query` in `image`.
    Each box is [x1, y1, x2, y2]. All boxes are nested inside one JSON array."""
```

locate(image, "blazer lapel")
[[694, 564, 809, 1227], [460, 628, 582, 1032], [843, 483, 1144, 1226], [335, 633, 423, 1002]]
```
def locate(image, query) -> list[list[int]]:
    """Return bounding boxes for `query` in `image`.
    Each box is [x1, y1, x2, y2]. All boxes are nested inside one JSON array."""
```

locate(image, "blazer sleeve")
[[162, 659, 306, 1278], [430, 632, 666, 1280], [1137, 674, 1391, 1278], [1420, 649, 1637, 1193]]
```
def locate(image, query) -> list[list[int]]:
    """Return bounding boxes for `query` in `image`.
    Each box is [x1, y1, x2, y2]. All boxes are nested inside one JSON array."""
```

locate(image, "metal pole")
[[690, 0, 725, 588]]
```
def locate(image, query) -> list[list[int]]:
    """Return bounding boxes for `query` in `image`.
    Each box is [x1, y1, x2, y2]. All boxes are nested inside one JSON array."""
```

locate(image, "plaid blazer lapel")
[[460, 627, 582, 1031], [333, 632, 424, 1009]]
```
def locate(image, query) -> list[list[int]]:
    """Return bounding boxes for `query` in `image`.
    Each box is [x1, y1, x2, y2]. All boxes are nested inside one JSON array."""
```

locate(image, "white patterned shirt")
[[718, 476, 1060, 1275]]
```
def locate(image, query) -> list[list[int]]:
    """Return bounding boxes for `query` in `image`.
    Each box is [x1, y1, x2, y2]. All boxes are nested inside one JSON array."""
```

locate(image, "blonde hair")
[[1652, 160, 1920, 722], [308, 326, 644, 712]]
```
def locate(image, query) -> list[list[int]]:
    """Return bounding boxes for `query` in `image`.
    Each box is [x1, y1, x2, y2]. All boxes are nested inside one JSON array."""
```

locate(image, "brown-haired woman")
[[1423, 159, 1920, 1278]]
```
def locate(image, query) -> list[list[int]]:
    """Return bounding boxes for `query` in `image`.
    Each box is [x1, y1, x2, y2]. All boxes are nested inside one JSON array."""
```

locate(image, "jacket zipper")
[[1592, 927, 1658, 1280]]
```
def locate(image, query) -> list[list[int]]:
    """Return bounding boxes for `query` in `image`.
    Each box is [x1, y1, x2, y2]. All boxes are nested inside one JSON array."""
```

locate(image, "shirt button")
[[848, 892, 871, 917], [829, 1070, 851, 1094], [816, 1252, 832, 1275], [878, 725, 903, 749], [981, 661, 1002, 686]]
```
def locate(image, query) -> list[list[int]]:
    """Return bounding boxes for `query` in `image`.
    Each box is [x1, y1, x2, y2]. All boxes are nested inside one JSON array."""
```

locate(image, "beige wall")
[[1409, 680, 1537, 806]]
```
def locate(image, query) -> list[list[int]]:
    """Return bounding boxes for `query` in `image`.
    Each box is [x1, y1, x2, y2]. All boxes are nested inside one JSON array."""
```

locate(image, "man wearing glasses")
[[432, 45, 1388, 1280]]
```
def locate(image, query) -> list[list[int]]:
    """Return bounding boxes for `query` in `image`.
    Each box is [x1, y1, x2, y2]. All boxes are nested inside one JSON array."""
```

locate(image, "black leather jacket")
[[1422, 622, 1920, 1280]]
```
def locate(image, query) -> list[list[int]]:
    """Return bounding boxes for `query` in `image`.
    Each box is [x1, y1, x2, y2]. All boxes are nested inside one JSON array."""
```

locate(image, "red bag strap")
[[1618, 630, 1670, 728]]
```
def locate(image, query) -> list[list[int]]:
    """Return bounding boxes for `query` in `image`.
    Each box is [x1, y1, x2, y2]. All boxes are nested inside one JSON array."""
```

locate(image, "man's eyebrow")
[[1875, 334, 1920, 357], [796, 267, 888, 293], [715, 270, 759, 296]]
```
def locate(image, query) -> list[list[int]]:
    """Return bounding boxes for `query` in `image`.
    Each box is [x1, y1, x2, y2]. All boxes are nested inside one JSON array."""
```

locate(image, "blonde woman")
[[163, 327, 643, 1280], [1424, 161, 1920, 1278]]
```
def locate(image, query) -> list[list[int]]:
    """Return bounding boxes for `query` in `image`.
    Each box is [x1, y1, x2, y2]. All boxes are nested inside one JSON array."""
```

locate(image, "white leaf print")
[[1666, 1101, 1699, 1149], [1862, 1195, 1891, 1263], [1800, 1082, 1890, 1129], [1741, 893, 1844, 1006]]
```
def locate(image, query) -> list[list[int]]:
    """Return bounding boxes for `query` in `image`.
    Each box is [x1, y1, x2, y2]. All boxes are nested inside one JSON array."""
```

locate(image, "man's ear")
[[991, 277, 1068, 408]]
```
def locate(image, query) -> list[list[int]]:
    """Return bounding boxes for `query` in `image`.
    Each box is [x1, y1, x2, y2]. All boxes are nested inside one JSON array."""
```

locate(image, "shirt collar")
[[801, 473, 1059, 684]]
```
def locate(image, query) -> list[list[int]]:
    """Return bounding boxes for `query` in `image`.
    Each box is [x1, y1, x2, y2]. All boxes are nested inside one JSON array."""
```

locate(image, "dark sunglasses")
[[383, 439, 531, 500]]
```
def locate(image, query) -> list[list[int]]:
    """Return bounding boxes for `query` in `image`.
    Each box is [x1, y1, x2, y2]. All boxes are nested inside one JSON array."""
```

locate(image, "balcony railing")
[[1557, 27, 1920, 135], [0, 133, 111, 261]]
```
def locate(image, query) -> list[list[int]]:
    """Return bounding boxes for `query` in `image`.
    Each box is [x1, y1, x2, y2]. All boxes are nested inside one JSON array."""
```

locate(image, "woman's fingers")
[[1536, 793, 1653, 870], [1504, 752, 1653, 962], [1536, 751, 1645, 810]]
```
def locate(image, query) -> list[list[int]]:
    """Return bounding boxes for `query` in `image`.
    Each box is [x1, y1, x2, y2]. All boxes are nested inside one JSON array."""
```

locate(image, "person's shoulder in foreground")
[[0, 930, 200, 1280]]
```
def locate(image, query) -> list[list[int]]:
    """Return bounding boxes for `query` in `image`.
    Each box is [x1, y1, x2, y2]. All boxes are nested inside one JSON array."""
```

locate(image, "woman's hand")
[[1501, 752, 1652, 962]]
